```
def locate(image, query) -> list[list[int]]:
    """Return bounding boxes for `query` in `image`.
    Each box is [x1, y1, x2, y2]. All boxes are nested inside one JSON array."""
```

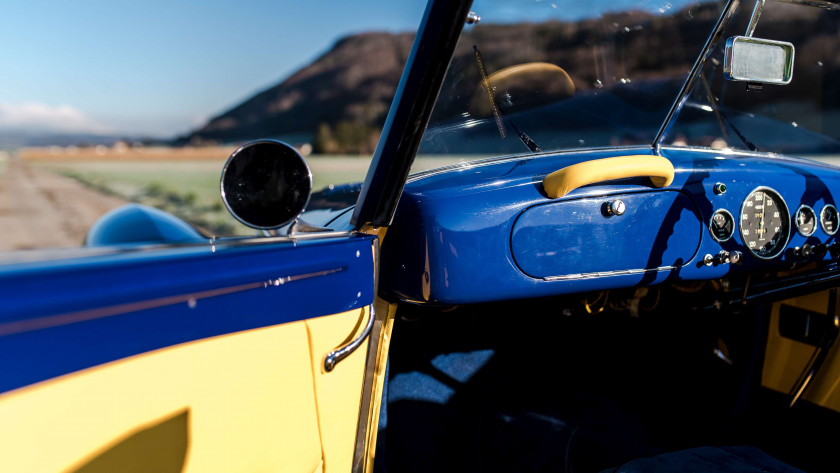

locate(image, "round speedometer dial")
[[740, 187, 790, 259]]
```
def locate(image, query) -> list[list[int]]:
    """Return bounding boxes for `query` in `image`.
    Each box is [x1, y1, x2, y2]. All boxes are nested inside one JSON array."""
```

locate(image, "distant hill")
[[178, 32, 415, 152]]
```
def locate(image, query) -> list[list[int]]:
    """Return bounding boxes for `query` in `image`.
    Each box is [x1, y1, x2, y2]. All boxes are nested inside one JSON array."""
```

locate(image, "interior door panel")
[[0, 234, 376, 472]]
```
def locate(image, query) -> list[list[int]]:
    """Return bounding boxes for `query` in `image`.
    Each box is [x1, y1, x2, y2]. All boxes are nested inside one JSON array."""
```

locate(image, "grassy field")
[[25, 146, 469, 236], [0, 151, 9, 176]]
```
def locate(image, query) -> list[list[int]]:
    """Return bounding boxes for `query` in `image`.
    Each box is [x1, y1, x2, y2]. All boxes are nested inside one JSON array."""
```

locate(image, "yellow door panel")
[[305, 307, 370, 473], [68, 409, 189, 473], [0, 321, 323, 473], [763, 291, 840, 411]]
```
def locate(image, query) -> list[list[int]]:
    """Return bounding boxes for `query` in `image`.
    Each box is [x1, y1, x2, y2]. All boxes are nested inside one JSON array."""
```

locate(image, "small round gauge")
[[709, 209, 735, 242], [821, 204, 839, 235], [739, 187, 790, 260], [795, 205, 817, 237]]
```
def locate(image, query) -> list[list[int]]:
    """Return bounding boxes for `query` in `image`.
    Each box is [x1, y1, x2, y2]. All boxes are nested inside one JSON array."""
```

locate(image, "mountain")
[[179, 32, 415, 152]]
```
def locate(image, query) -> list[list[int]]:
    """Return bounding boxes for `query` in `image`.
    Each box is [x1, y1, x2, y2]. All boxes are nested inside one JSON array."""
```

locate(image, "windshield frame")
[[657, 0, 840, 157], [350, 0, 474, 229], [654, 0, 741, 152]]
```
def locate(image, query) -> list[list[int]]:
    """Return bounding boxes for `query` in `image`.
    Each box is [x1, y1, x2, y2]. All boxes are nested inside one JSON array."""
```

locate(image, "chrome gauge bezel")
[[795, 204, 817, 237], [709, 208, 735, 243], [739, 186, 791, 260], [821, 204, 839, 236]]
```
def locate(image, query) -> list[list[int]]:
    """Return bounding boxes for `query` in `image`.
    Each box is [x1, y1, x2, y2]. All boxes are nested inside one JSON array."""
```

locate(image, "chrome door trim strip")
[[0, 267, 345, 338]]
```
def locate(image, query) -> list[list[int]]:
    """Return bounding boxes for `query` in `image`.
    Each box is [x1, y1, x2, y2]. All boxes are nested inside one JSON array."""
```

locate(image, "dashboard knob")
[[815, 244, 827, 258], [716, 250, 730, 265], [703, 254, 715, 266], [795, 244, 814, 257], [730, 251, 743, 265], [607, 200, 626, 216]]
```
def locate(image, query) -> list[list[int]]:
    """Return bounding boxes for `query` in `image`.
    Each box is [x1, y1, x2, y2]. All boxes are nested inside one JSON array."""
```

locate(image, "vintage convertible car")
[[4, 0, 840, 471]]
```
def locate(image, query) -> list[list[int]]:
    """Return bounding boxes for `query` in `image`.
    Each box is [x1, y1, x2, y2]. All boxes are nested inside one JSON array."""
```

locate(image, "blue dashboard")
[[381, 147, 840, 304]]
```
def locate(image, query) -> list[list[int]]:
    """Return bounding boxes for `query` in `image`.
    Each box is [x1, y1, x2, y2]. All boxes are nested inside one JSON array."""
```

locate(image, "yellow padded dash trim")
[[542, 155, 675, 198]]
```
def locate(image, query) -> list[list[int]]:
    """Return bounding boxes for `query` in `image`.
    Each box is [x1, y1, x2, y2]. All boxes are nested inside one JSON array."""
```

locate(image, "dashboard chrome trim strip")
[[543, 266, 678, 281]]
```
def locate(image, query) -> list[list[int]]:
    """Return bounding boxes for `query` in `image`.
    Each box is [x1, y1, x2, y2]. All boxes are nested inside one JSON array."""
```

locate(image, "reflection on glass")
[[416, 0, 724, 165], [663, 0, 840, 155]]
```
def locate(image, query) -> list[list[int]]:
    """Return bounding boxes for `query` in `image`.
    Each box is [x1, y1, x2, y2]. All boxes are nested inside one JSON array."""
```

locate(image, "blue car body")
[[5, 0, 840, 472]]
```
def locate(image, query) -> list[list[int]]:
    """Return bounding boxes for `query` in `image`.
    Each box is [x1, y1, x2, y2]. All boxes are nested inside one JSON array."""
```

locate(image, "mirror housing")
[[723, 36, 794, 85], [220, 140, 312, 230]]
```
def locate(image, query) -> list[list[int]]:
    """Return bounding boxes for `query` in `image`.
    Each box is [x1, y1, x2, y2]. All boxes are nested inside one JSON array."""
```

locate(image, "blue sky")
[[0, 0, 700, 138]]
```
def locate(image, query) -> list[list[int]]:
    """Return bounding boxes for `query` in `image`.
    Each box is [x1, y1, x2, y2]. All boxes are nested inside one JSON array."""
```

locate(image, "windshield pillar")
[[351, 0, 474, 229]]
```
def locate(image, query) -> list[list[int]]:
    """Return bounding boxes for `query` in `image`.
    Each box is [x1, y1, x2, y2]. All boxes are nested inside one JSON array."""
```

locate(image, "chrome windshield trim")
[[658, 145, 840, 168], [658, 144, 779, 158], [654, 0, 742, 153], [407, 146, 656, 183]]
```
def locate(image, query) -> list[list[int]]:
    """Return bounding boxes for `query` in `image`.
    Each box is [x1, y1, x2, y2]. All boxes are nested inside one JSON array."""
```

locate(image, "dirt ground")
[[0, 159, 128, 251]]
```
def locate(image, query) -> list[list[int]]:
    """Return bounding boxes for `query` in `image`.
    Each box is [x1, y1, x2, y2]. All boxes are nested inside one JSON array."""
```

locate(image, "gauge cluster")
[[705, 184, 839, 266]]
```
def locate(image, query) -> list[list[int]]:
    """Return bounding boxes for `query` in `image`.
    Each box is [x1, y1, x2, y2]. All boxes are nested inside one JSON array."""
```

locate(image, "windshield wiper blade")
[[508, 121, 542, 152], [473, 44, 542, 153], [473, 45, 507, 139]]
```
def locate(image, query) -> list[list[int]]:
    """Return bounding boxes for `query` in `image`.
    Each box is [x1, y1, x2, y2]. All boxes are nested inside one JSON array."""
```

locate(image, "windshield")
[[414, 0, 726, 166], [662, 0, 840, 156]]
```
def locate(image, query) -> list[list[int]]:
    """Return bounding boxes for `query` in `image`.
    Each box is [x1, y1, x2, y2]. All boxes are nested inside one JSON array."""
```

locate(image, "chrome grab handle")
[[324, 305, 375, 372]]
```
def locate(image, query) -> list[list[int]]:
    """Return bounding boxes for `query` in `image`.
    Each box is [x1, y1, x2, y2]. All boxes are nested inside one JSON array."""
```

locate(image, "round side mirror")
[[220, 140, 312, 230]]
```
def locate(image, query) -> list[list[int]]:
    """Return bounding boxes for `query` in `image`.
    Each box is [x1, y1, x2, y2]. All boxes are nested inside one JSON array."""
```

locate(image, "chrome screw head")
[[608, 199, 626, 216]]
